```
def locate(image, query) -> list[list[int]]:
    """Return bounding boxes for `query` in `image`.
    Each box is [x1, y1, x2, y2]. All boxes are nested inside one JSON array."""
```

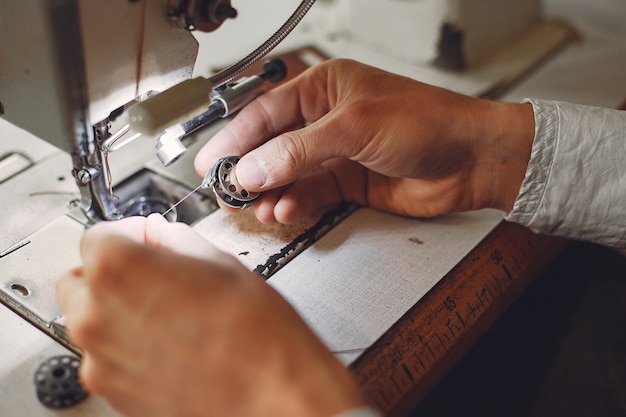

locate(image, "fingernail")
[[236, 154, 268, 188]]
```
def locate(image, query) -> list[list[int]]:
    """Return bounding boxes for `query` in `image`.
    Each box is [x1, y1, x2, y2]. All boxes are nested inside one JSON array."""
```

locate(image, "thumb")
[[235, 114, 352, 191]]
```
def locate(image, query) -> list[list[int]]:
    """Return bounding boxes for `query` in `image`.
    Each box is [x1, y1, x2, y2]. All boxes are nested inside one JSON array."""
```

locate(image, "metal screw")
[[77, 170, 92, 184]]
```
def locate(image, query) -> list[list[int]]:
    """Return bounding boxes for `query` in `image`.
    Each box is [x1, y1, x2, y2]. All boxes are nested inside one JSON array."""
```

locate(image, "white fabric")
[[505, 99, 626, 247]]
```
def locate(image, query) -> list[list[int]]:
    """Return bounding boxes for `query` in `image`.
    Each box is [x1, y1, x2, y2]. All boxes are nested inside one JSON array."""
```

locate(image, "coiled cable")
[[208, 0, 316, 87]]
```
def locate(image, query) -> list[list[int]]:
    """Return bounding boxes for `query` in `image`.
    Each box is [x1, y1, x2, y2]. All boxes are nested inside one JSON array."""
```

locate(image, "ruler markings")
[[503, 264, 513, 281], [351, 221, 566, 417], [401, 363, 415, 382]]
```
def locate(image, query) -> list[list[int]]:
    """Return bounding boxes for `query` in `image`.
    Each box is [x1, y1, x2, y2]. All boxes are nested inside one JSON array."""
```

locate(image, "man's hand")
[[56, 214, 364, 417], [195, 59, 535, 224]]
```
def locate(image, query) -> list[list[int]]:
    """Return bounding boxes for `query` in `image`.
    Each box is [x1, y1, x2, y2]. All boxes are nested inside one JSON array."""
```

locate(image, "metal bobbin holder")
[[34, 355, 88, 409], [204, 155, 260, 209]]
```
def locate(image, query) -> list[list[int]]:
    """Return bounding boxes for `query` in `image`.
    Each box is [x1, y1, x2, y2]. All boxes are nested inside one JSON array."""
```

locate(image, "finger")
[[83, 217, 147, 245], [79, 217, 148, 266], [252, 188, 286, 224], [215, 200, 241, 214], [194, 79, 305, 177], [55, 267, 89, 330], [143, 214, 224, 259], [270, 159, 367, 224], [272, 170, 345, 224], [80, 216, 215, 271], [232, 108, 360, 193], [194, 64, 333, 177], [56, 269, 116, 352], [77, 353, 97, 393], [79, 354, 156, 416]]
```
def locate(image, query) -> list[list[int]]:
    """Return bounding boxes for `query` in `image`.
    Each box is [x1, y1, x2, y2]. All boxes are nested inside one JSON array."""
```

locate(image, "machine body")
[[0, 0, 236, 221]]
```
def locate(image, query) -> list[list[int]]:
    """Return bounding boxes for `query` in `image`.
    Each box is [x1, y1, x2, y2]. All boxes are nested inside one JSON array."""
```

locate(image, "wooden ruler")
[[350, 221, 566, 417]]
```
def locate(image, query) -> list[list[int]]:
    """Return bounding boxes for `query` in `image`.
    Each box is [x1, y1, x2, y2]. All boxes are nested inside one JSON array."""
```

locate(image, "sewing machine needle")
[[161, 183, 203, 218]]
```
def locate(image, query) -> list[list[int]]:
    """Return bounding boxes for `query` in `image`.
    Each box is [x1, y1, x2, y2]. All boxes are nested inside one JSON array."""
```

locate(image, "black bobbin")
[[34, 355, 88, 409]]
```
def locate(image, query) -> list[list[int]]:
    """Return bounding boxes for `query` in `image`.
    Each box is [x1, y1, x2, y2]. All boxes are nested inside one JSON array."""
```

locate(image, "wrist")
[[470, 100, 535, 211]]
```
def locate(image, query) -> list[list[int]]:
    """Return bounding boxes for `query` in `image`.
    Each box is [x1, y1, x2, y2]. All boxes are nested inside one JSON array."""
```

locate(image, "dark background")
[[411, 241, 626, 417]]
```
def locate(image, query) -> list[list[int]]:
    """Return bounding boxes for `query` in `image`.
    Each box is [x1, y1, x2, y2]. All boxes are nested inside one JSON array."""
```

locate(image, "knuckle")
[[345, 96, 374, 120], [275, 133, 307, 173], [323, 58, 354, 71], [87, 240, 144, 290], [80, 361, 109, 395], [68, 308, 104, 348], [256, 100, 278, 138], [88, 241, 121, 272]]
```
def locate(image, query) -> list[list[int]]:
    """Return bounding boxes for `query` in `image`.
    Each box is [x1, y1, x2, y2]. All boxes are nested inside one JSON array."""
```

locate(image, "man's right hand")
[[195, 59, 535, 224]]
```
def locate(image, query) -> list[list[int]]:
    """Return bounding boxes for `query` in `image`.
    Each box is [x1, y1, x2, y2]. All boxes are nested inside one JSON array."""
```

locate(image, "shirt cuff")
[[505, 98, 626, 247], [504, 98, 558, 226]]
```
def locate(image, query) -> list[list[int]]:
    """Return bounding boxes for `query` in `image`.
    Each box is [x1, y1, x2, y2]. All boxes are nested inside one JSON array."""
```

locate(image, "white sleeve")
[[504, 99, 626, 248]]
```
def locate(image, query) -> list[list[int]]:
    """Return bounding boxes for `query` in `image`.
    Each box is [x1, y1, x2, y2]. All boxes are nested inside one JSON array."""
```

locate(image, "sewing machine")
[[4, 0, 621, 415], [0, 0, 310, 411], [0, 0, 300, 225]]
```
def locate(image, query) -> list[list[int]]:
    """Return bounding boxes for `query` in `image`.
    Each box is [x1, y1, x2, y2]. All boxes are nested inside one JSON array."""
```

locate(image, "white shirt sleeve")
[[504, 99, 626, 248]]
